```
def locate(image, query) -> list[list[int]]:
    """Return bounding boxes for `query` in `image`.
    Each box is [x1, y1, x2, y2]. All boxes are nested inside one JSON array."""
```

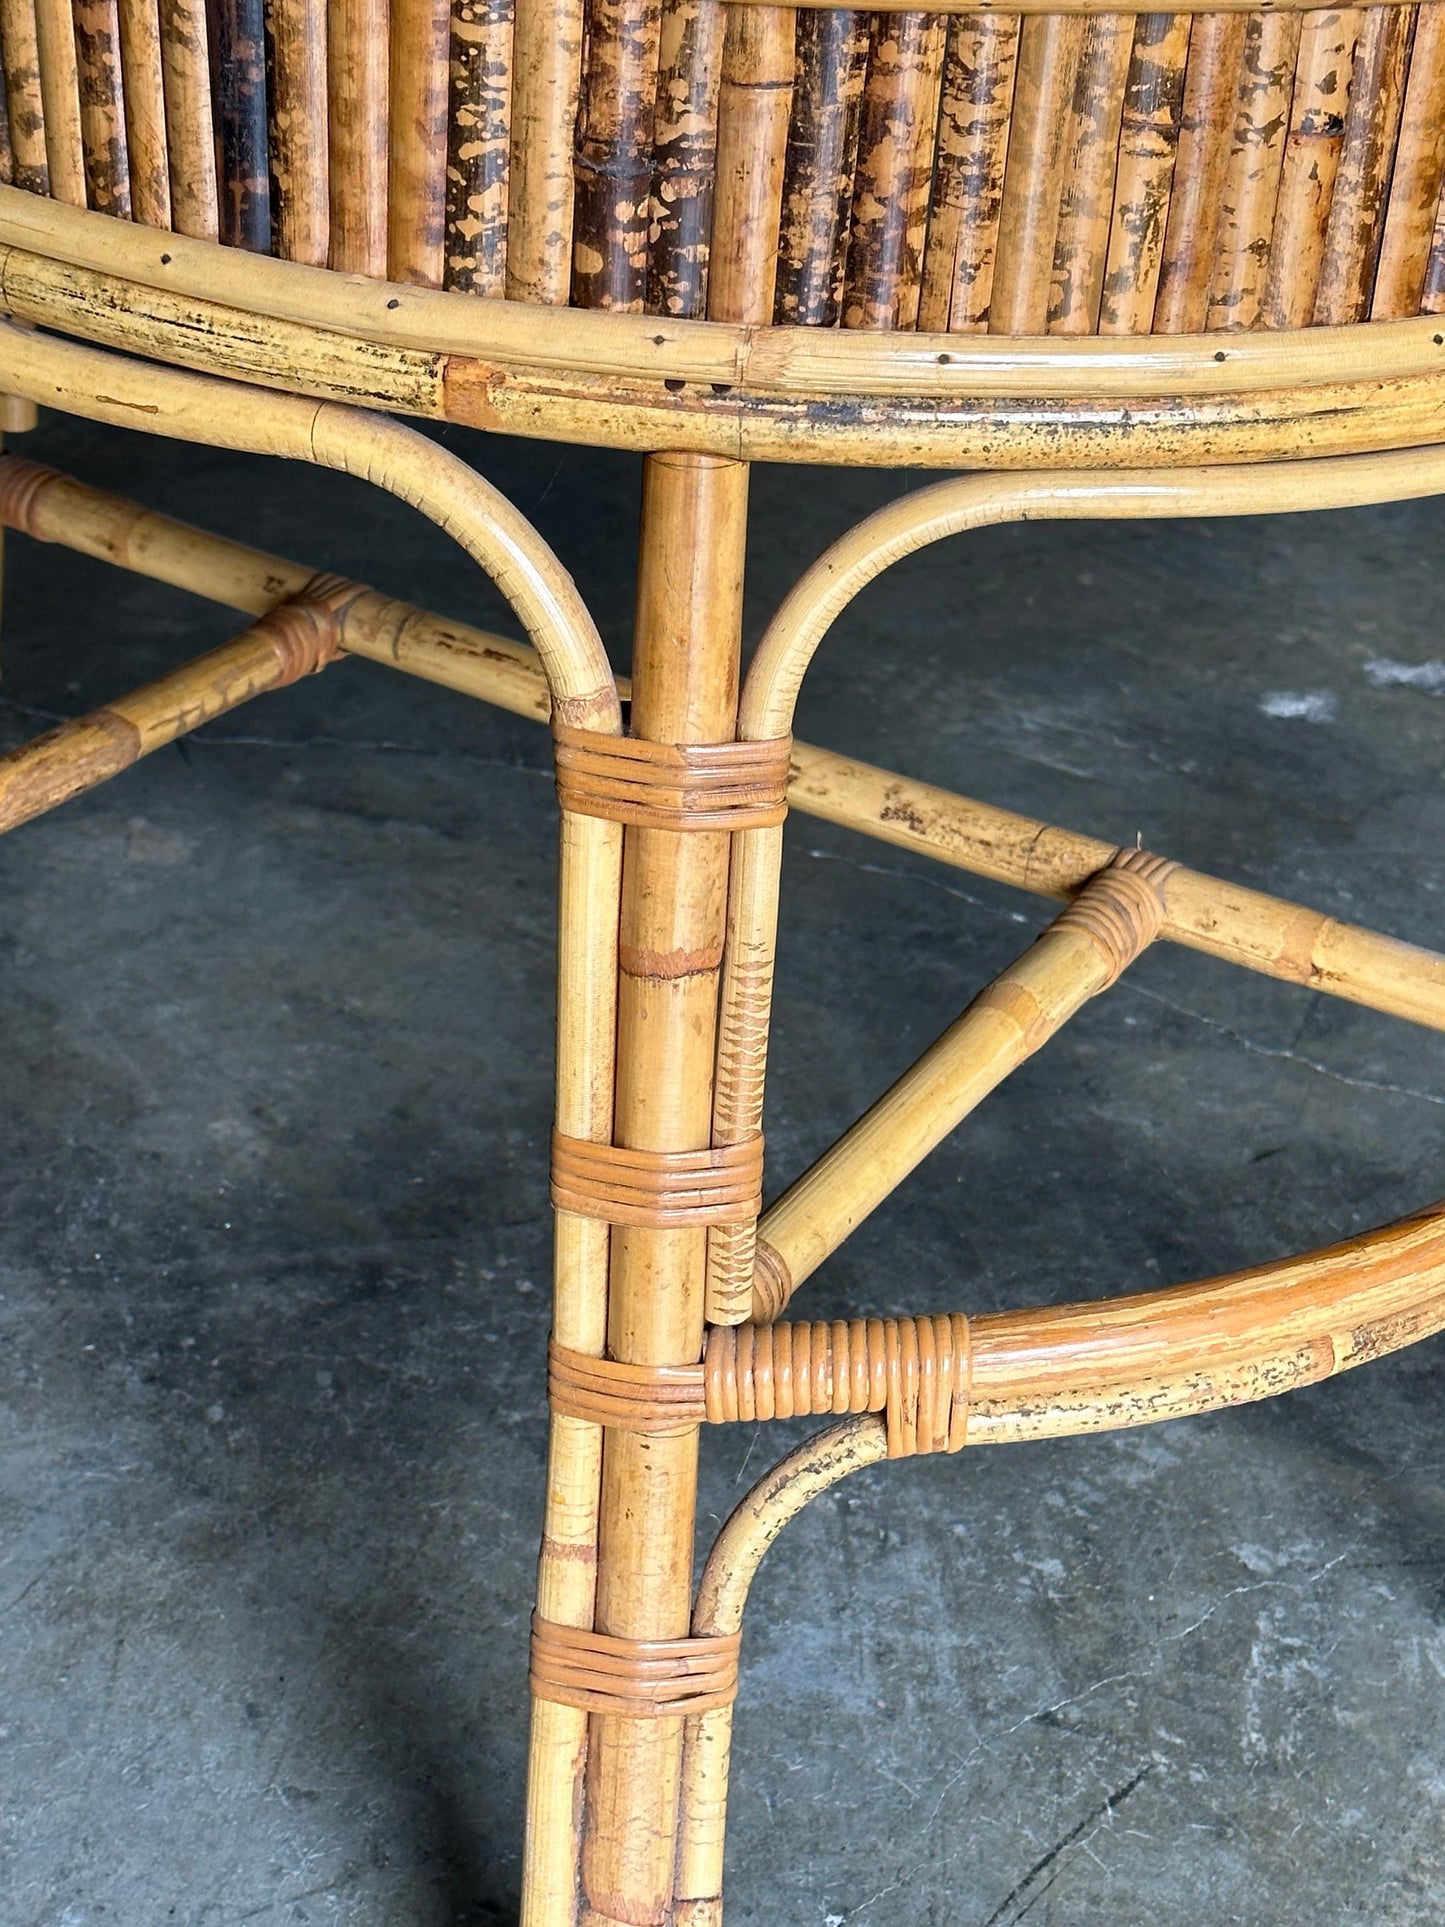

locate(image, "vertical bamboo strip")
[[326, 0, 387, 273], [707, 5, 793, 324], [841, 11, 946, 330], [0, 46, 10, 180], [647, 0, 725, 318], [1047, 11, 1132, 333], [0, 0, 51, 194], [1153, 11, 1245, 332], [117, 0, 171, 226], [33, 0, 86, 203], [774, 10, 867, 325], [160, 0, 218, 237], [388, 0, 449, 284], [74, 0, 132, 213], [207, 0, 270, 247], [1373, 3, 1445, 318], [1314, 2, 1415, 323], [505, 0, 580, 300], [917, 12, 1018, 333], [1422, 180, 1445, 313], [1261, 7, 1358, 330], [265, 0, 328, 263], [989, 13, 1083, 334], [1206, 12, 1301, 331], [444, 0, 512, 293], [579, 453, 749, 1927], [1098, 11, 1190, 335], [571, 0, 662, 310]]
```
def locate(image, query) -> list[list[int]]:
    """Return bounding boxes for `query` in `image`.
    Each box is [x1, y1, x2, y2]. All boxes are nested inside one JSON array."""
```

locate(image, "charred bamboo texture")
[[754, 852, 1173, 1312], [1098, 10, 1190, 333], [0, 591, 344, 835], [443, 0, 512, 294], [388, 0, 450, 284], [160, 0, 219, 237], [265, 0, 328, 263], [0, 0, 50, 194], [1314, 1, 1415, 322], [1423, 171, 1445, 312], [1373, 2, 1445, 317], [841, 10, 946, 330], [505, 0, 580, 300], [207, 0, 270, 249], [576, 453, 749, 1927], [918, 11, 1018, 332], [1047, 10, 1132, 333], [326, 0, 387, 274], [1207, 12, 1301, 330], [647, 0, 725, 318], [74, 0, 131, 215], [571, 0, 662, 310], [708, 3, 793, 321], [117, 0, 171, 226], [989, 12, 1084, 332], [1261, 6, 1359, 330], [775, 8, 868, 325], [1154, 9, 1245, 331], [33, 0, 85, 203], [0, 43, 10, 182]]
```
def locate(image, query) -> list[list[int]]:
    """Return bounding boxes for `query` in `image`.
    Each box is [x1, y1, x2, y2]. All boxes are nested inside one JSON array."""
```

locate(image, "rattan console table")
[[3, 0, 1445, 1916]]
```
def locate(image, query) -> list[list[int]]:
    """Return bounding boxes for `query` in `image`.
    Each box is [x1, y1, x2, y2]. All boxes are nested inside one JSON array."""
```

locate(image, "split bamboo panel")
[[266, 0, 328, 263], [389, 0, 450, 283], [647, 0, 726, 317], [775, 8, 869, 326], [33, 0, 85, 204], [989, 12, 1084, 331], [917, 11, 1019, 332], [1261, 7, 1359, 331], [327, 0, 387, 273], [1373, 2, 1445, 317], [444, 0, 512, 293], [1097, 10, 1191, 334], [117, 0, 171, 226], [209, 0, 270, 249], [159, 0, 218, 237], [1046, 10, 1132, 333], [0, 0, 50, 195], [1153, 10, 1244, 330], [1207, 11, 1301, 331], [1314, 1, 1415, 322], [73, 0, 131, 217], [841, 10, 946, 330]]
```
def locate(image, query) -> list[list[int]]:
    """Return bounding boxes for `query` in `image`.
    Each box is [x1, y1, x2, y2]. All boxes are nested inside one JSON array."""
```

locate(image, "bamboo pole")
[[1261, 6, 1359, 330], [0, 0, 50, 193], [1153, 9, 1243, 331], [1372, 2, 1445, 319], [209, 0, 271, 249], [505, 0, 581, 300], [840, 10, 946, 330], [444, 0, 512, 293], [647, 0, 726, 318], [33, 0, 85, 203], [0, 42, 9, 183], [775, 8, 869, 326], [1046, 10, 1132, 333], [570, 0, 663, 311], [1424, 181, 1445, 314], [265, 0, 328, 263], [117, 0, 171, 226], [327, 0, 388, 274], [707, 4, 793, 322], [1206, 11, 1301, 330], [917, 11, 1019, 333], [73, 0, 132, 216], [159, 0, 218, 237], [1314, 1, 1415, 323], [1097, 10, 1190, 334], [988, 12, 1084, 331], [389, 0, 450, 284]]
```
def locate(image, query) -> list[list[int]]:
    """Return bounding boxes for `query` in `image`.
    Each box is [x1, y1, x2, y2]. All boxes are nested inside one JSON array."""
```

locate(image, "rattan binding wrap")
[[552, 723, 792, 830], [529, 1614, 741, 1718], [1053, 846, 1177, 981], [549, 1338, 708, 1430], [551, 1130, 764, 1227]]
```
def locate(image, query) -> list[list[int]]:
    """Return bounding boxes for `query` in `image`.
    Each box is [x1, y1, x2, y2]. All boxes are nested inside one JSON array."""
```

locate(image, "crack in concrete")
[[979, 1762, 1157, 1927]]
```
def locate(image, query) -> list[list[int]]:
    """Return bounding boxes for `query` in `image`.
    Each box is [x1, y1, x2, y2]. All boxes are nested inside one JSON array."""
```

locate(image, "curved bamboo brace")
[[0, 321, 619, 728], [676, 1418, 887, 1925], [4, 184, 1445, 404]]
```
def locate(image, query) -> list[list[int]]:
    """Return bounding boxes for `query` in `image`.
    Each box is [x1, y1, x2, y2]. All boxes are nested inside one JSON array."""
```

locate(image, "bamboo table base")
[[5, 329, 1445, 1923]]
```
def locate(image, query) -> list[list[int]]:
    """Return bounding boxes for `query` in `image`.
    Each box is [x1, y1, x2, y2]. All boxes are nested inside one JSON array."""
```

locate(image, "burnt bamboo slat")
[[1314, 0, 1415, 322], [1207, 11, 1302, 330], [505, 0, 580, 299], [1372, 1, 1445, 316], [917, 11, 1019, 331], [264, 0, 328, 262], [159, 0, 218, 236], [1047, 9, 1132, 332], [207, 0, 270, 248], [1261, 6, 1359, 330], [326, 0, 387, 273], [707, 4, 794, 322], [841, 10, 947, 329], [117, 0, 171, 226], [571, 0, 663, 309], [74, 0, 131, 216], [443, 0, 512, 293], [1423, 179, 1445, 312], [775, 8, 869, 325], [1153, 9, 1244, 330], [0, 0, 51, 193], [989, 12, 1084, 331], [388, 0, 450, 283], [1097, 10, 1189, 332], [647, 0, 725, 317], [0, 45, 10, 181]]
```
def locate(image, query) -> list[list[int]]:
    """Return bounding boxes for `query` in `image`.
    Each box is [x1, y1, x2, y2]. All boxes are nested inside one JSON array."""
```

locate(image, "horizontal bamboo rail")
[[4, 451, 1442, 1039], [4, 185, 1445, 403]]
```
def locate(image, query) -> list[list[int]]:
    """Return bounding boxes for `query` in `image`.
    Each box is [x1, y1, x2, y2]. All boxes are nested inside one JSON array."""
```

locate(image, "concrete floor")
[[3, 413, 1445, 1927]]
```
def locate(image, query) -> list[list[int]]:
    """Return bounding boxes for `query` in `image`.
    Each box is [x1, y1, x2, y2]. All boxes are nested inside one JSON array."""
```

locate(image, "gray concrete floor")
[[3, 415, 1445, 1927]]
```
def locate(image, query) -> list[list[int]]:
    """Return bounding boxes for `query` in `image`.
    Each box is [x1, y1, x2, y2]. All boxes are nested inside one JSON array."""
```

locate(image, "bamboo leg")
[[576, 451, 748, 1927]]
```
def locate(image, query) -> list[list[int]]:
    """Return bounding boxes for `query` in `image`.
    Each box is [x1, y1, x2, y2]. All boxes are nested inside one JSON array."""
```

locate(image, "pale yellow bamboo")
[[388, 0, 450, 284], [0, 0, 50, 195], [117, 0, 171, 227], [33, 0, 85, 204], [327, 0, 388, 275], [159, 0, 218, 238], [505, 0, 582, 299], [0, 393, 36, 427]]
